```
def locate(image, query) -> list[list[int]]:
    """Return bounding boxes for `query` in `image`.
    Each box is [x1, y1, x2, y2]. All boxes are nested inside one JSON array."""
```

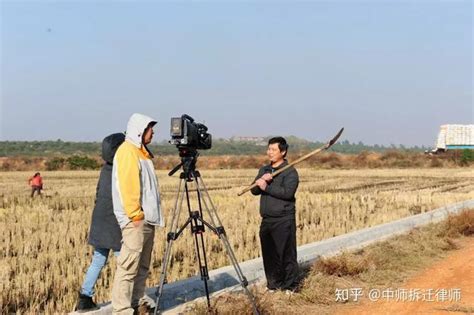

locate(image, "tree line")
[[0, 137, 430, 157]]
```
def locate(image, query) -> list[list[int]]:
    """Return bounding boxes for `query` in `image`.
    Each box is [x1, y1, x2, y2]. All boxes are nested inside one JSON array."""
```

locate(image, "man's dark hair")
[[268, 137, 289, 157]]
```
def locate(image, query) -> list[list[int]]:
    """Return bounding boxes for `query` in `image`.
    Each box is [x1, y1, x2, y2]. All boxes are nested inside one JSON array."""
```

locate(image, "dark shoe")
[[75, 293, 99, 313]]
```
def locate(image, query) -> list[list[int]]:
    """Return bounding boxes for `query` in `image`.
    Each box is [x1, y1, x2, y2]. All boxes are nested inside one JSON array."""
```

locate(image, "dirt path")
[[333, 237, 474, 315]]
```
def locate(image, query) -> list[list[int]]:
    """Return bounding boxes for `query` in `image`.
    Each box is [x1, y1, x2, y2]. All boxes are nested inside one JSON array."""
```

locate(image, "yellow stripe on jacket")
[[114, 141, 150, 222]]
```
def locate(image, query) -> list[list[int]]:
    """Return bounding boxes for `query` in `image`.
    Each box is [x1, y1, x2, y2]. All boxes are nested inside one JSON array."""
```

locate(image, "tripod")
[[154, 152, 259, 315]]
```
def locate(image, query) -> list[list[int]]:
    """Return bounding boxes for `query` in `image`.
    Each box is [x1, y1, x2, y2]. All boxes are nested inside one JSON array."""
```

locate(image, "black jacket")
[[88, 133, 125, 251], [251, 160, 299, 220]]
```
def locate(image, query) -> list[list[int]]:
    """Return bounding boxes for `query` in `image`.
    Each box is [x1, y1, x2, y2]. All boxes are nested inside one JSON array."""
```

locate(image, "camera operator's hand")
[[261, 173, 273, 182], [256, 178, 268, 191]]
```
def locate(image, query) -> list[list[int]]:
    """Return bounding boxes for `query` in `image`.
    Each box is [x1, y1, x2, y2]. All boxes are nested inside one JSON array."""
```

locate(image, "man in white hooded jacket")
[[111, 113, 164, 314]]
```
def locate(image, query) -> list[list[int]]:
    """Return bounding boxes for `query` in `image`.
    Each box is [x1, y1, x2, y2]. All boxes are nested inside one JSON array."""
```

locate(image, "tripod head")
[[168, 148, 200, 180]]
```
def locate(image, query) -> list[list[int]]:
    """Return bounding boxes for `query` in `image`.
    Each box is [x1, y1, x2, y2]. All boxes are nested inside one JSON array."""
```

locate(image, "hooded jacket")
[[250, 160, 299, 220], [88, 133, 124, 251], [112, 113, 165, 229]]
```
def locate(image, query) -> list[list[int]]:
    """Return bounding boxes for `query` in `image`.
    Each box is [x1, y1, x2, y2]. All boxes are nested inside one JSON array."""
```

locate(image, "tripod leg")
[[193, 227, 212, 308], [195, 176, 260, 315], [154, 178, 186, 315], [187, 178, 212, 308]]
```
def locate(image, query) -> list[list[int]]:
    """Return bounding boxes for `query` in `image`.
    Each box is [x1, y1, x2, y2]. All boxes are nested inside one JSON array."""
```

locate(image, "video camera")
[[169, 114, 212, 150], [168, 114, 212, 177]]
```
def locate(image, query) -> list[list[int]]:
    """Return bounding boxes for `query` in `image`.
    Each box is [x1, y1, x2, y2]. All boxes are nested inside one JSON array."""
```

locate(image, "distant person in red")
[[28, 172, 43, 197]]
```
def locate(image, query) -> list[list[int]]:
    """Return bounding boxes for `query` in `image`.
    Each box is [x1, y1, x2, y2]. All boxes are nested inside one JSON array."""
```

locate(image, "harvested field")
[[1, 168, 473, 313]]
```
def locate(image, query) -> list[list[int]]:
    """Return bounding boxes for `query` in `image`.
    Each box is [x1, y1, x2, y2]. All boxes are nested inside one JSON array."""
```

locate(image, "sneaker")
[[75, 293, 99, 313], [132, 295, 156, 314], [138, 295, 156, 309], [136, 304, 155, 315]]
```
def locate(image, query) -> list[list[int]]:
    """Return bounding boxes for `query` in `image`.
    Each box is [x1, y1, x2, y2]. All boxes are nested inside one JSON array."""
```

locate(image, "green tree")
[[67, 156, 100, 170]]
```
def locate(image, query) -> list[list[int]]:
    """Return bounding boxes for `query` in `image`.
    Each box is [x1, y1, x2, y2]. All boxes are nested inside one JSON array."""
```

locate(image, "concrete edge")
[[71, 199, 474, 314]]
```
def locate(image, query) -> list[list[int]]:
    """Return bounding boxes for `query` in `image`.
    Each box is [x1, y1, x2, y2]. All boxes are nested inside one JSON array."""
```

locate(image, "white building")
[[434, 124, 474, 151]]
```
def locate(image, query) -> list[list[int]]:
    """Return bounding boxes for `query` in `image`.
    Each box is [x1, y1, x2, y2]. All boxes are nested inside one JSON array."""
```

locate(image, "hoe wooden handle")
[[238, 128, 344, 196]]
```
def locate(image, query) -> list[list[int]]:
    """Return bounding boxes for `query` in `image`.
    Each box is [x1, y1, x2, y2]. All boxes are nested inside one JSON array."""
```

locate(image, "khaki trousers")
[[112, 221, 155, 315]]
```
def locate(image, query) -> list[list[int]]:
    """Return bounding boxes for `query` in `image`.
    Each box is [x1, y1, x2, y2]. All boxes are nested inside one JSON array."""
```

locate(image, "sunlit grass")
[[1, 168, 473, 313]]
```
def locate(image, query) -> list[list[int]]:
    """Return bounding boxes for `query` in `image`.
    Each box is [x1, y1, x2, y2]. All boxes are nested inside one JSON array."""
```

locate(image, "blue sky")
[[1, 0, 472, 146]]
